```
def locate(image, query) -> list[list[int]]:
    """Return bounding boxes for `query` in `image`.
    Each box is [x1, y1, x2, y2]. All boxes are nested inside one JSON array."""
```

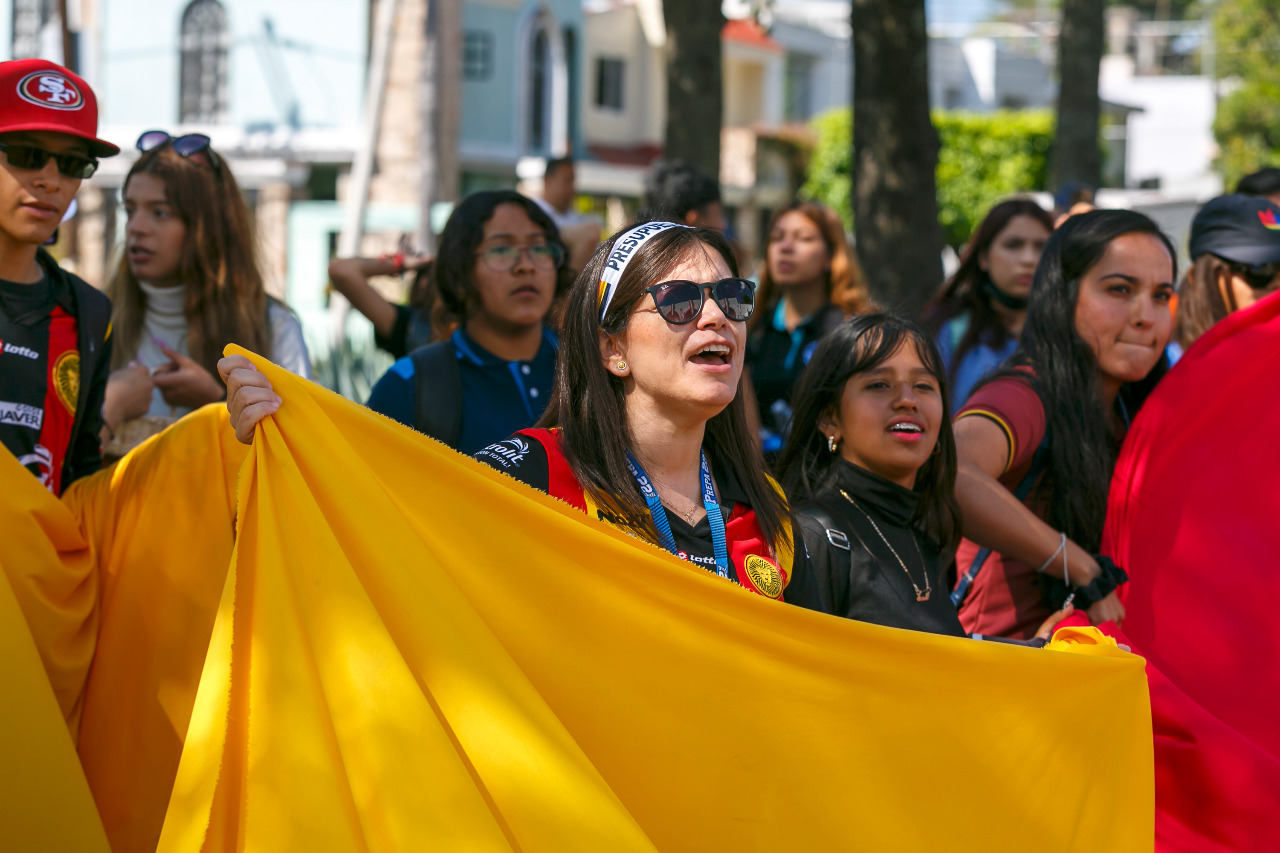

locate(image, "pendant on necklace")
[[916, 589, 931, 602]]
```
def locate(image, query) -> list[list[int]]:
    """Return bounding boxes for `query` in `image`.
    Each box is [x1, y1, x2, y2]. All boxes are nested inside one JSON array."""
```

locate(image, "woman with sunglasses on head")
[[746, 201, 873, 449], [922, 199, 1053, 408], [104, 131, 310, 443], [1171, 193, 1280, 361], [950, 209, 1175, 640], [361, 190, 571, 453], [775, 315, 967, 634]]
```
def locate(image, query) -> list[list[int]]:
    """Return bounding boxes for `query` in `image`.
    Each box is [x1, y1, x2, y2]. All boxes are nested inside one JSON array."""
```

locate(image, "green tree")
[[801, 108, 1054, 248], [1212, 0, 1280, 188], [800, 109, 853, 226], [936, 111, 1054, 246]]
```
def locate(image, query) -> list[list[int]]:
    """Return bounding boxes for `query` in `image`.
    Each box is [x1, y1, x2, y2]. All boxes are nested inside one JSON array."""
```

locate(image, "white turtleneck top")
[[133, 281, 312, 418]]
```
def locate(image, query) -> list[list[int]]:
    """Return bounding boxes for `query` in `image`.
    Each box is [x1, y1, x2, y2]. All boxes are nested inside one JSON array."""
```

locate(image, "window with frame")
[[11, 0, 50, 60], [179, 0, 229, 124], [594, 57, 624, 111], [463, 31, 493, 81], [784, 53, 815, 122]]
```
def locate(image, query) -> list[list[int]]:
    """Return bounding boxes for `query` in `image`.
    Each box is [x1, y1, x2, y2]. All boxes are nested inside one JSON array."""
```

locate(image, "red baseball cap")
[[0, 58, 119, 157]]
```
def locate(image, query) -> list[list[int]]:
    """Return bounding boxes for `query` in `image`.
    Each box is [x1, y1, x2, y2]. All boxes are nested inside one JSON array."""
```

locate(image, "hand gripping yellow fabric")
[[152, 348, 1155, 852]]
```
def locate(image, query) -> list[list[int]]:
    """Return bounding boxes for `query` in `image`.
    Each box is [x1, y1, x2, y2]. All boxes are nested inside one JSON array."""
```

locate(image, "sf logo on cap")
[[17, 71, 84, 110]]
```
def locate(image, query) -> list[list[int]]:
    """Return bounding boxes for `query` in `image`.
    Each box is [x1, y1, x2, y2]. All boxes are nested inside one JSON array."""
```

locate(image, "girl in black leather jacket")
[[776, 314, 966, 635]]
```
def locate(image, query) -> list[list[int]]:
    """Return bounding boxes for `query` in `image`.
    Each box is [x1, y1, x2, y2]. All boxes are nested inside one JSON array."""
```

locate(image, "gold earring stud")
[[616, 360, 627, 372]]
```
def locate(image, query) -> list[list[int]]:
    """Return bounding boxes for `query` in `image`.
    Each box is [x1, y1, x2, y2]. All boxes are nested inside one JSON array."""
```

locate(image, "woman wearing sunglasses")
[[103, 130, 310, 448], [222, 221, 817, 600], [360, 190, 572, 453], [470, 221, 817, 601]]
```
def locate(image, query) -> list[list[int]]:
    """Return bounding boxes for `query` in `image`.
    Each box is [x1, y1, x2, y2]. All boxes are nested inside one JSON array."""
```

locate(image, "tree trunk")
[[663, 0, 724, 179], [850, 0, 944, 317], [1051, 0, 1105, 191], [418, 0, 461, 254]]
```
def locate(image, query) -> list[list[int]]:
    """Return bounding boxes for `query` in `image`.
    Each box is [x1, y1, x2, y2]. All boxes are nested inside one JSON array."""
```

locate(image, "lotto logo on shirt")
[[1, 340, 40, 360], [0, 401, 43, 430]]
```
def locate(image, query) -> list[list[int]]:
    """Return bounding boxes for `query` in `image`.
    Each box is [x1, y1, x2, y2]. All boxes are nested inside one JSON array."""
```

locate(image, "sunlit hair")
[[922, 198, 1053, 384], [426, 190, 571, 339], [752, 200, 874, 327], [108, 145, 269, 377], [988, 208, 1175, 552], [540, 221, 789, 550], [1174, 253, 1280, 349], [776, 314, 960, 552]]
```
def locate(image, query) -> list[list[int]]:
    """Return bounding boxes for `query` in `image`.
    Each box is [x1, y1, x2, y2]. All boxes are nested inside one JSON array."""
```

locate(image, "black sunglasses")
[[643, 278, 756, 325], [136, 131, 221, 170], [1226, 259, 1280, 290], [0, 141, 98, 179]]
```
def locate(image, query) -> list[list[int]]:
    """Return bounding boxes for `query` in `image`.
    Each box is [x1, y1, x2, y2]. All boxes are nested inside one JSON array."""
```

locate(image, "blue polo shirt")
[[366, 327, 557, 455]]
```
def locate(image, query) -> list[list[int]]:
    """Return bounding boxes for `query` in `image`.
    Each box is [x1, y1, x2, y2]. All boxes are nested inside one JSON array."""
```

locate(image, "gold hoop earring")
[[827, 435, 839, 454], [616, 360, 627, 372]]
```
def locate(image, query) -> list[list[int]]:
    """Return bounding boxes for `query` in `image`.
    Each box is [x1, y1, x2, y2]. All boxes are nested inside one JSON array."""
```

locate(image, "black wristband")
[[1038, 554, 1129, 611]]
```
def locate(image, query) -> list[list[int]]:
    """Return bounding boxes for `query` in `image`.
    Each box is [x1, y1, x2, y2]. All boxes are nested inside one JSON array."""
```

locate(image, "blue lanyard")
[[625, 450, 730, 578]]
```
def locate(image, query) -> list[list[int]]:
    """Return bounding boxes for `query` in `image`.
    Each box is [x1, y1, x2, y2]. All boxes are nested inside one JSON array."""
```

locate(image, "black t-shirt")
[[0, 274, 75, 490]]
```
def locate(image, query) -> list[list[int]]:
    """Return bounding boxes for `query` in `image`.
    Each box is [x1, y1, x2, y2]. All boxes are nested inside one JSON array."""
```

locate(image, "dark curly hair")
[[427, 190, 572, 336]]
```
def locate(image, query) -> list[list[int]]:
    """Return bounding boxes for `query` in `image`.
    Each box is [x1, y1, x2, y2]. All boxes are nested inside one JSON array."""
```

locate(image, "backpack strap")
[[800, 503, 852, 553], [950, 433, 1051, 608], [410, 340, 463, 447]]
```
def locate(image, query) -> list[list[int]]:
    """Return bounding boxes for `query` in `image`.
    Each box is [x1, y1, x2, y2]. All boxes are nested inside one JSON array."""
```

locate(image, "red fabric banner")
[[1104, 289, 1280, 851]]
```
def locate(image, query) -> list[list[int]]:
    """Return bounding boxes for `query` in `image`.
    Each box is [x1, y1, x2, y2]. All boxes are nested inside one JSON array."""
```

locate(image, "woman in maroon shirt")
[[951, 209, 1176, 639]]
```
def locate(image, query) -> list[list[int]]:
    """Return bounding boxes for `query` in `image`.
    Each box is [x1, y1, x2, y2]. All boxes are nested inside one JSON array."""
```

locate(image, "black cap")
[[1189, 194, 1280, 266]]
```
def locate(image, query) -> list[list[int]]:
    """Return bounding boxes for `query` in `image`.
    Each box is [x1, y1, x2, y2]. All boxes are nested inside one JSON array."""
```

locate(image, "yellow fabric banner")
[[0, 451, 109, 852], [0, 407, 246, 853], [151, 349, 1154, 851], [65, 407, 247, 852]]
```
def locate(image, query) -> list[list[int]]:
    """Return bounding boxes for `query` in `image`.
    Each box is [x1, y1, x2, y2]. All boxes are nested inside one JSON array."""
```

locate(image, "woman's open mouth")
[[689, 344, 731, 366]]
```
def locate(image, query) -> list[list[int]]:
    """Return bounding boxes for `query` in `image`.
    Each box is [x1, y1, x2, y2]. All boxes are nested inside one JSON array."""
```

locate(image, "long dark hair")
[[427, 190, 571, 337], [995, 208, 1175, 552], [922, 198, 1053, 383], [750, 200, 874, 329], [108, 143, 269, 377], [540, 222, 789, 550], [777, 314, 961, 552]]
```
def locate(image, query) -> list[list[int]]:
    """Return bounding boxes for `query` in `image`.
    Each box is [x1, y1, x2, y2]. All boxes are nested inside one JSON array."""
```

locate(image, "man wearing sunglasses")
[[0, 58, 119, 494]]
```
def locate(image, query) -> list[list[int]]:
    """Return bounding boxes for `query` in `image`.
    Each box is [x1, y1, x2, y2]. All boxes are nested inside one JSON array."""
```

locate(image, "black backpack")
[[409, 341, 463, 448]]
